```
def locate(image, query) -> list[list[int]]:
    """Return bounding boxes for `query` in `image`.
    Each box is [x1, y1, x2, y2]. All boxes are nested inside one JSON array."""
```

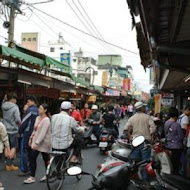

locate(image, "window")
[[28, 38, 31, 42], [22, 38, 26, 42], [50, 47, 55, 52], [60, 47, 63, 50], [33, 38, 37, 42]]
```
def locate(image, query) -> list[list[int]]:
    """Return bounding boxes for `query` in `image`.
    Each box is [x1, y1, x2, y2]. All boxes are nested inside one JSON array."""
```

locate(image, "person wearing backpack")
[[178, 105, 190, 177], [178, 105, 190, 133], [164, 107, 184, 175]]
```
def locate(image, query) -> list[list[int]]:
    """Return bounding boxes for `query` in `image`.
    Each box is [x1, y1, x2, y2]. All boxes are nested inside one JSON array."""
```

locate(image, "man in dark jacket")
[[2, 93, 21, 171], [18, 96, 38, 176]]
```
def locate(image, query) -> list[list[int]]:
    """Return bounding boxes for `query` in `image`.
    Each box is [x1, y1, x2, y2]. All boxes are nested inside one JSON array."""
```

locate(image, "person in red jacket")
[[80, 103, 92, 122], [70, 102, 83, 126]]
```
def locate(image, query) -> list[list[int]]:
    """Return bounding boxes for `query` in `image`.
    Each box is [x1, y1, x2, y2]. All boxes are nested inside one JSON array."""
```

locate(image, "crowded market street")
[[0, 118, 126, 190]]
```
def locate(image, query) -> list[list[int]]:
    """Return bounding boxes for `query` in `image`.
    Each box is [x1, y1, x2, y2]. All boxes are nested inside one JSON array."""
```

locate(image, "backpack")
[[178, 115, 190, 146]]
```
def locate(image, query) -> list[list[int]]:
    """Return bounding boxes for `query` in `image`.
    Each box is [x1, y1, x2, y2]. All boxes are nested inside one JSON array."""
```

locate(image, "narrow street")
[[0, 119, 127, 190]]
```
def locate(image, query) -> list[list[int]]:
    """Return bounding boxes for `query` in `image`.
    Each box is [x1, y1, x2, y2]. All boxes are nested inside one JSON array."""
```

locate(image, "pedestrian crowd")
[[0, 92, 132, 189], [124, 101, 190, 178], [5, 92, 190, 188]]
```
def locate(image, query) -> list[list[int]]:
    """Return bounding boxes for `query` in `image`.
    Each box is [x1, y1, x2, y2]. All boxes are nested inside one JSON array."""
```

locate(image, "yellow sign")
[[154, 94, 161, 114], [88, 96, 96, 103], [102, 71, 109, 86]]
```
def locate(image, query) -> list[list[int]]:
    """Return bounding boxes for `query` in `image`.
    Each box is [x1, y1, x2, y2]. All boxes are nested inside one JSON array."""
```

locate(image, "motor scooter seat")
[[161, 173, 190, 190], [111, 151, 129, 162], [117, 139, 131, 149]]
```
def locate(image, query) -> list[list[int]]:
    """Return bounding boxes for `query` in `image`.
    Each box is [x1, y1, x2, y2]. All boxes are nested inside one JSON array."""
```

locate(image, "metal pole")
[[8, 6, 15, 43]]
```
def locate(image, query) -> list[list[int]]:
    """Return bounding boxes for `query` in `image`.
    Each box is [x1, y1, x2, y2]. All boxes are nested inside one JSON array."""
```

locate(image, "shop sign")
[[123, 78, 131, 91], [88, 96, 96, 103], [154, 94, 161, 113], [149, 67, 155, 85], [105, 88, 120, 96], [102, 71, 109, 86], [60, 53, 71, 65], [161, 93, 174, 106], [27, 88, 59, 99], [27, 88, 46, 95], [47, 88, 60, 99]]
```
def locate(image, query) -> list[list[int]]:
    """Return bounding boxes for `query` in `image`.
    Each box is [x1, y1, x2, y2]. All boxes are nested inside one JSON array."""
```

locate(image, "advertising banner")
[[123, 78, 131, 91], [105, 88, 120, 96], [60, 53, 71, 65]]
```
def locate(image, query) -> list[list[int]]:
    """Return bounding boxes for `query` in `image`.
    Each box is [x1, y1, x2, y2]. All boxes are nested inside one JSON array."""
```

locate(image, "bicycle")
[[46, 148, 83, 190]]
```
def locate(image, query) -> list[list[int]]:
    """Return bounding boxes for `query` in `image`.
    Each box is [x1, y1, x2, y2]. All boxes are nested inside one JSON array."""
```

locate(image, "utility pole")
[[8, 6, 15, 43]]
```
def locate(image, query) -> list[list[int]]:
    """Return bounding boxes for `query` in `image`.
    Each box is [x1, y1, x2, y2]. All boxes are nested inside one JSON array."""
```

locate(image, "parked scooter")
[[82, 119, 99, 148], [67, 136, 159, 190], [68, 136, 190, 190]]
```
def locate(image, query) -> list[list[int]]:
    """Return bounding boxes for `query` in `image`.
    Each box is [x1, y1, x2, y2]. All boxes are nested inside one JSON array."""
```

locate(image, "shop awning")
[[0, 45, 45, 70], [45, 56, 71, 73], [71, 74, 90, 87], [93, 85, 104, 93]]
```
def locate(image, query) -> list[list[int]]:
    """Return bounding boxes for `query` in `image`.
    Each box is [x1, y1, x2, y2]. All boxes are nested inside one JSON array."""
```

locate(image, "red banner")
[[27, 88, 59, 99], [123, 78, 131, 91]]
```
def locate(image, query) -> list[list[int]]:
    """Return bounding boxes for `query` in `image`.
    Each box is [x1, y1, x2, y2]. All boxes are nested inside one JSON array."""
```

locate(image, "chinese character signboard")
[[21, 33, 38, 52], [154, 94, 161, 114], [60, 53, 71, 65], [161, 93, 174, 106], [149, 67, 155, 85], [102, 71, 109, 86]]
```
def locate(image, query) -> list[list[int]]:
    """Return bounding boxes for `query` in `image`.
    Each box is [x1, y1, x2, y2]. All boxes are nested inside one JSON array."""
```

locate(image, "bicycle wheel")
[[46, 155, 66, 190]]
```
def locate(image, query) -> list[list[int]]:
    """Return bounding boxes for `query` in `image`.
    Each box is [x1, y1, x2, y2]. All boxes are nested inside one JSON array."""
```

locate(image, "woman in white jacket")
[[0, 121, 11, 190]]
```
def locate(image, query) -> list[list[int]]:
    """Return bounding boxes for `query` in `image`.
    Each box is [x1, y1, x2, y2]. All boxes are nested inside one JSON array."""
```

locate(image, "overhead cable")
[[30, 6, 139, 55]]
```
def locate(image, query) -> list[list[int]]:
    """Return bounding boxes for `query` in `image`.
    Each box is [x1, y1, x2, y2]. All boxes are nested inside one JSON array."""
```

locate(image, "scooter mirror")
[[132, 136, 145, 147], [67, 166, 82, 176]]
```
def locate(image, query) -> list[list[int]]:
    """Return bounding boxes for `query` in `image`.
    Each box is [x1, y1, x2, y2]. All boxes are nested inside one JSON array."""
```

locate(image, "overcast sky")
[[0, 0, 153, 92]]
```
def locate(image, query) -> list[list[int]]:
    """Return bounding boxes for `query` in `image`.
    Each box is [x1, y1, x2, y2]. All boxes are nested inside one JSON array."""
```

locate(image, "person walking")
[[127, 103, 134, 118], [164, 107, 184, 175], [18, 96, 38, 176], [114, 105, 121, 120], [178, 105, 190, 177], [1, 93, 21, 171], [24, 103, 51, 184], [0, 118, 11, 190]]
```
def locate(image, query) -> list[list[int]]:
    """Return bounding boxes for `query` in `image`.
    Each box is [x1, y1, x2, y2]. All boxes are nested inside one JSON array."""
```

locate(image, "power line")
[[31, 5, 139, 55], [31, 9, 77, 51], [0, 35, 8, 40], [77, 0, 117, 53], [65, 0, 109, 53], [31, 6, 113, 53], [71, 0, 114, 53]]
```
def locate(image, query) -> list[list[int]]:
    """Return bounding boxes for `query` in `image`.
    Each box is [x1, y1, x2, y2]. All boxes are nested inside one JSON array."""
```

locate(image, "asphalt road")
[[0, 118, 127, 190]]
